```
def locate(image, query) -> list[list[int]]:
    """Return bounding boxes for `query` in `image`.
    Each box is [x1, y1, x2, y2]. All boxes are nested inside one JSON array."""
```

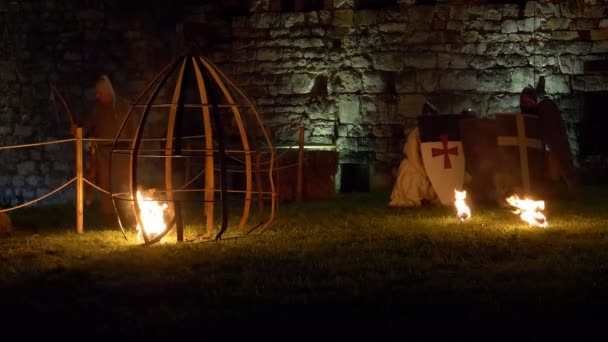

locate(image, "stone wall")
[[1, 1, 607, 206], [0, 0, 183, 206], [216, 0, 608, 190]]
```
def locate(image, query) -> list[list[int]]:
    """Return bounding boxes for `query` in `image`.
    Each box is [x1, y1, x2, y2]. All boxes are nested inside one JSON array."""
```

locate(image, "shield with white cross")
[[419, 115, 466, 206], [495, 112, 545, 196]]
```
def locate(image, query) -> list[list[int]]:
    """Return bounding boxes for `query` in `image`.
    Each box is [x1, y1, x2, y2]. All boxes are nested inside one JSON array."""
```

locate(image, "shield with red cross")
[[418, 115, 466, 206]]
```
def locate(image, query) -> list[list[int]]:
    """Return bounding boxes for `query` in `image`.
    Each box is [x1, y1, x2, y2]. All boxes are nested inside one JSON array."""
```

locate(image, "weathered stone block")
[[334, 0, 356, 9], [501, 20, 518, 33], [378, 22, 406, 33], [333, 9, 354, 27], [319, 10, 332, 25], [17, 161, 35, 175], [450, 93, 490, 115], [450, 54, 470, 69], [371, 52, 403, 71], [397, 94, 426, 117], [508, 34, 533, 42], [510, 67, 535, 93], [250, 0, 269, 13], [591, 28, 608, 41], [592, 40, 608, 53], [293, 38, 326, 48], [403, 53, 437, 69], [470, 55, 497, 69], [405, 31, 434, 44], [526, 1, 559, 18], [480, 33, 509, 43], [26, 175, 38, 187], [14, 125, 32, 137], [569, 19, 598, 31], [467, 6, 487, 19], [450, 6, 469, 21], [487, 94, 519, 115], [439, 71, 476, 90], [563, 41, 593, 54], [330, 69, 362, 94], [517, 17, 541, 32], [558, 55, 584, 75], [338, 95, 361, 124], [447, 20, 464, 31], [396, 71, 416, 93], [282, 13, 305, 28], [362, 72, 386, 93], [250, 13, 280, 28], [256, 48, 282, 61], [310, 120, 336, 137], [502, 4, 520, 18], [545, 74, 571, 94], [547, 18, 572, 30], [583, 5, 605, 19], [278, 74, 317, 94], [551, 31, 580, 41], [408, 6, 434, 23], [529, 55, 557, 68], [496, 54, 529, 67], [417, 70, 439, 92], [572, 75, 605, 91], [477, 69, 511, 92], [462, 31, 479, 43], [483, 21, 502, 32], [460, 43, 487, 55], [354, 10, 378, 26], [349, 55, 370, 69]]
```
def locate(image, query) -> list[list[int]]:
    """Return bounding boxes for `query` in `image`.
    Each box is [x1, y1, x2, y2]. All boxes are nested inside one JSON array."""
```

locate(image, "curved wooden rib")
[[164, 58, 187, 241], [199, 57, 252, 230], [128, 58, 181, 245], [209, 61, 276, 231], [192, 57, 215, 236]]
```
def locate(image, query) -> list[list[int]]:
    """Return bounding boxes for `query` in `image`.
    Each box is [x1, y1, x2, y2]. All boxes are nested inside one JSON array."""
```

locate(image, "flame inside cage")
[[454, 189, 471, 221], [505, 194, 548, 228], [136, 189, 168, 242], [109, 48, 277, 245]]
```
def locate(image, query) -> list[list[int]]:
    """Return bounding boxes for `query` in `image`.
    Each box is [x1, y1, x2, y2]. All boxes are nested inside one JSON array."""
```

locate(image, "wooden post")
[[296, 126, 304, 202], [255, 150, 264, 221], [75, 127, 84, 234]]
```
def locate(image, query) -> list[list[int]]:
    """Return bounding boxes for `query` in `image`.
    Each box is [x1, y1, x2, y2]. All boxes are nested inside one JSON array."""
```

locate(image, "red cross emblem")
[[431, 134, 459, 169]]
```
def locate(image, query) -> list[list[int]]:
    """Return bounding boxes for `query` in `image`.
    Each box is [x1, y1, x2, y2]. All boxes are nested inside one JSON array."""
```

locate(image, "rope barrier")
[[0, 177, 77, 213], [0, 138, 75, 150], [82, 178, 111, 196]]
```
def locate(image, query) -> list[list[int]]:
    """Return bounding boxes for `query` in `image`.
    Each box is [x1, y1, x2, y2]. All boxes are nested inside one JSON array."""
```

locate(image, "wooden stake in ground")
[[75, 127, 84, 234], [297, 127, 304, 202]]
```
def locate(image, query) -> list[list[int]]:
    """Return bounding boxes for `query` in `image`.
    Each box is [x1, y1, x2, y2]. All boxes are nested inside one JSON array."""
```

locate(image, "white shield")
[[421, 135, 465, 206]]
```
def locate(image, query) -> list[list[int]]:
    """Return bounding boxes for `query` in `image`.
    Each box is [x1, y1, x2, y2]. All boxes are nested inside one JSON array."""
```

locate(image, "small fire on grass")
[[454, 189, 471, 222], [136, 189, 168, 241], [505, 194, 548, 228]]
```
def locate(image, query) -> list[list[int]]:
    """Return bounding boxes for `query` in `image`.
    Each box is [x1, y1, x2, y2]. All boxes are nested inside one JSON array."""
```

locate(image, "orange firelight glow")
[[136, 190, 168, 241], [454, 190, 471, 221], [505, 194, 548, 228]]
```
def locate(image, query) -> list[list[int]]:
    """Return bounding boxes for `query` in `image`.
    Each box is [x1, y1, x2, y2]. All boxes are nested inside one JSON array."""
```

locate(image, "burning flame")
[[505, 194, 548, 228], [454, 190, 471, 221], [136, 190, 168, 241]]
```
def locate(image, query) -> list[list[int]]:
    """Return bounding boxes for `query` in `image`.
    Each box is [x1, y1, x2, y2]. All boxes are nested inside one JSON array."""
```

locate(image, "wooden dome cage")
[[109, 48, 276, 246]]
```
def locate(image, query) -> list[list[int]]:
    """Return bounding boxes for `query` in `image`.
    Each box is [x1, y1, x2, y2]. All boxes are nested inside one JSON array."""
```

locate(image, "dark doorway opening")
[[579, 91, 608, 158], [578, 91, 608, 184], [339, 163, 370, 193]]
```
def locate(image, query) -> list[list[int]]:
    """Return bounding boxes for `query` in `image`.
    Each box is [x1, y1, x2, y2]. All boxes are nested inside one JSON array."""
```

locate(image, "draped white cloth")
[[389, 128, 439, 207]]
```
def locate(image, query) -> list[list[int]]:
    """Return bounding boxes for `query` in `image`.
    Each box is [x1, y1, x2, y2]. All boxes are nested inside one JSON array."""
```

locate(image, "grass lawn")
[[1, 186, 608, 338]]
